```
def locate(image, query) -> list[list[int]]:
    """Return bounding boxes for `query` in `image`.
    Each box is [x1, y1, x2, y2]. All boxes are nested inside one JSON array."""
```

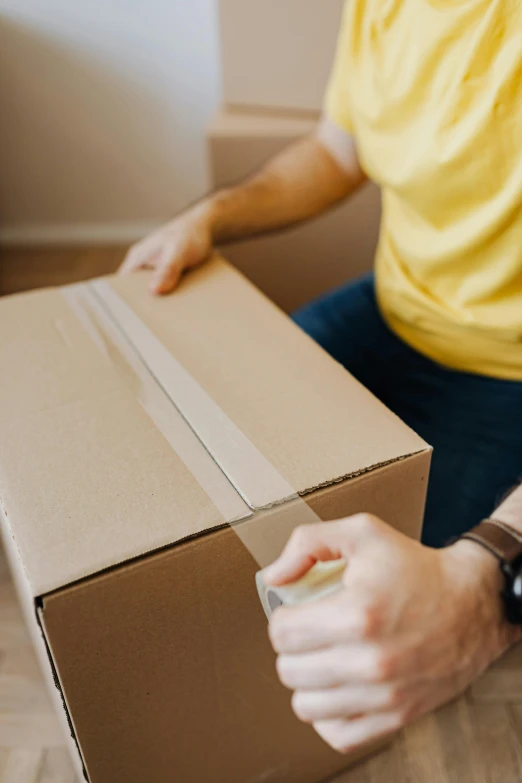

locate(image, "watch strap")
[[461, 518, 522, 565]]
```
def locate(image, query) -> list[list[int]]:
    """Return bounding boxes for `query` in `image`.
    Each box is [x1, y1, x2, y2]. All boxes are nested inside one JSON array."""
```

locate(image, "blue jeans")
[[293, 275, 522, 548]]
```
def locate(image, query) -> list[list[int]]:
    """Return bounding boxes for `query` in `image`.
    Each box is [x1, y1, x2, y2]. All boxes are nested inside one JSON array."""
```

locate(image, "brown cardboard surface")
[[209, 109, 316, 138], [43, 528, 337, 783], [40, 454, 429, 783], [108, 259, 425, 500], [38, 507, 387, 781], [218, 0, 345, 112], [0, 257, 431, 783], [208, 110, 381, 312], [0, 285, 239, 595], [0, 257, 425, 596]]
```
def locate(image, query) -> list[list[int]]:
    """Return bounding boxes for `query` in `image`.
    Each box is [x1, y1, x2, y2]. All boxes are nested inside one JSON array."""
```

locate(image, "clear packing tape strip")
[[61, 281, 346, 618], [256, 560, 346, 617]]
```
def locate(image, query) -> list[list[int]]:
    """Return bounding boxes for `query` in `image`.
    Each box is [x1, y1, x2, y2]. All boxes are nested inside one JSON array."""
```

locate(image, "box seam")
[[38, 448, 430, 601], [35, 603, 89, 781]]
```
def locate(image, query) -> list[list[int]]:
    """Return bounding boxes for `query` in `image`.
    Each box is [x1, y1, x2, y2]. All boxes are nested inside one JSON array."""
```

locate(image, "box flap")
[[0, 257, 428, 596], [105, 258, 428, 498], [0, 280, 250, 596], [208, 109, 316, 138]]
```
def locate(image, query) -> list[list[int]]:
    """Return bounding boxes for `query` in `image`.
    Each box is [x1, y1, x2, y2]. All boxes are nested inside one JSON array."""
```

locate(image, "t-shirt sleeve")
[[323, 1, 354, 133]]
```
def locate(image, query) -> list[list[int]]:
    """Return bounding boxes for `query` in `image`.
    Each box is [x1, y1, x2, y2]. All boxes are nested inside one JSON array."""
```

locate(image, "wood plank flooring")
[[0, 245, 124, 296], [0, 552, 78, 782]]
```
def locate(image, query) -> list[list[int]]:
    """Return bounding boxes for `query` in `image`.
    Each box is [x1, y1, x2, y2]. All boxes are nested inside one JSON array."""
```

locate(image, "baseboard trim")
[[0, 222, 160, 246]]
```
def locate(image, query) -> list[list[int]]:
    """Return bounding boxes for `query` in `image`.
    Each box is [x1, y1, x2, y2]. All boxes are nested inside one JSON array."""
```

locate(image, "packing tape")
[[256, 559, 346, 618], [91, 278, 304, 512], [61, 283, 251, 526], [61, 282, 346, 617]]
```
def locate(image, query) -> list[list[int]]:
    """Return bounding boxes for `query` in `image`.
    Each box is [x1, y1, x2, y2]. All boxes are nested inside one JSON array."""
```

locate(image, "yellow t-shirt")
[[325, 0, 522, 380]]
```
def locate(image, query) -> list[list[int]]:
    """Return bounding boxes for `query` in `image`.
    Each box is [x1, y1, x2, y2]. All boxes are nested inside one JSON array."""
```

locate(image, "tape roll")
[[256, 559, 346, 619]]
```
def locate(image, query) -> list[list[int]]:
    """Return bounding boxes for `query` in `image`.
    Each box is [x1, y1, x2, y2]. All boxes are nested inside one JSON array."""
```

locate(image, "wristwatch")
[[460, 518, 522, 625]]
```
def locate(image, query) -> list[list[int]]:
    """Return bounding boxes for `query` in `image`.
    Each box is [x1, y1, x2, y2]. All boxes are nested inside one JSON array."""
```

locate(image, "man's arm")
[[264, 489, 522, 754], [120, 117, 366, 294], [489, 484, 522, 531], [454, 485, 522, 582], [206, 119, 365, 243]]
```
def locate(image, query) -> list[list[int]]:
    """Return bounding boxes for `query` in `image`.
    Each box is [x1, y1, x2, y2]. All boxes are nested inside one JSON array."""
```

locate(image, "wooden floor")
[[0, 245, 124, 296], [0, 552, 78, 783], [1, 246, 522, 782]]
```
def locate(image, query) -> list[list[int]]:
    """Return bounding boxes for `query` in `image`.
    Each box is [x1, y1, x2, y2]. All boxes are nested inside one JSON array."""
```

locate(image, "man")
[[121, 0, 522, 755]]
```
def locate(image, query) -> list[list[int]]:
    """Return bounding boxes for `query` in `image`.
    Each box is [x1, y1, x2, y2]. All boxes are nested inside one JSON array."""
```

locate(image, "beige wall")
[[0, 0, 221, 242]]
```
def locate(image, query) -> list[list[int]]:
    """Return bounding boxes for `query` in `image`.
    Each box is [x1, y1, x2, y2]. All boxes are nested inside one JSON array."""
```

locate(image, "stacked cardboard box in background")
[[218, 0, 346, 113], [209, 0, 381, 312]]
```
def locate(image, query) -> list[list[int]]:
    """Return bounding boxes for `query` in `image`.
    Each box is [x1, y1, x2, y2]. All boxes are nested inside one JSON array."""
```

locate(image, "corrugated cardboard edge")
[[291, 449, 430, 501], [35, 606, 89, 781], [207, 108, 317, 137], [34, 451, 430, 603], [0, 506, 87, 780]]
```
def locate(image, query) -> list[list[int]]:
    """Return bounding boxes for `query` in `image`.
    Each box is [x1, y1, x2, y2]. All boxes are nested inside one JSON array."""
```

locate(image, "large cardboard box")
[[208, 110, 381, 313], [0, 258, 431, 783], [218, 0, 345, 112]]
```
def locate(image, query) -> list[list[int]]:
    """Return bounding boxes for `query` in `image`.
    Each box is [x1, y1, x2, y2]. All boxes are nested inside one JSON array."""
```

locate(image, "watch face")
[[514, 570, 522, 600], [504, 558, 522, 625]]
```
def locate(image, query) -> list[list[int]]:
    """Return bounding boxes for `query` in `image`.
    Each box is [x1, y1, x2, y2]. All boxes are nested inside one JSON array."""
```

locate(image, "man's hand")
[[119, 204, 213, 295], [119, 118, 365, 295], [265, 515, 520, 754]]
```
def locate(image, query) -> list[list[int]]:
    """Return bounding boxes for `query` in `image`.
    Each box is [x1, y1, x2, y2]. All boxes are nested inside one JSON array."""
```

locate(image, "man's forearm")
[[454, 484, 522, 587], [493, 484, 522, 531], [120, 118, 366, 293], [200, 122, 366, 246]]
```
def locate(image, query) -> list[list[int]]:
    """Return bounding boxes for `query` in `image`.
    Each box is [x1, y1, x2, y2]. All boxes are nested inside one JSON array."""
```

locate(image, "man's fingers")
[[119, 240, 160, 274], [276, 644, 396, 689], [151, 267, 182, 295], [276, 636, 423, 689], [269, 589, 385, 654], [313, 712, 402, 755], [263, 521, 346, 586], [263, 515, 379, 587], [150, 252, 184, 295], [292, 683, 404, 723]]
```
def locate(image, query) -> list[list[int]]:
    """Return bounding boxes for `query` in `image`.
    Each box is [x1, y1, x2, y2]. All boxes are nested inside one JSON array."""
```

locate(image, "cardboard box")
[[0, 258, 431, 783], [208, 110, 381, 313], [218, 0, 345, 112]]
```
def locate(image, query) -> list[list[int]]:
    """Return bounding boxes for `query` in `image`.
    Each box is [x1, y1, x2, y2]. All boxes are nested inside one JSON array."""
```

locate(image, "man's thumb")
[[263, 517, 368, 587]]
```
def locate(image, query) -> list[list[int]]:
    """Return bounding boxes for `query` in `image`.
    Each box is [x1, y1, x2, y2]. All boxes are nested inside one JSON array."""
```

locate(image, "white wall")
[[0, 0, 221, 242]]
